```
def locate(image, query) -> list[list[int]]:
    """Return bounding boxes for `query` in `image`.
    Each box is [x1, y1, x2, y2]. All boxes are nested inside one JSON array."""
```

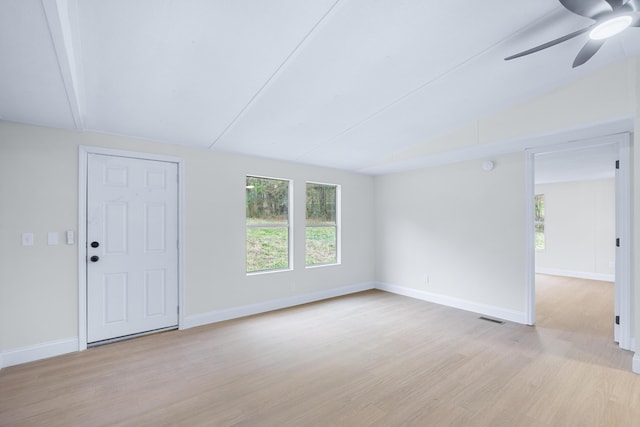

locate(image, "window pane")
[[246, 176, 290, 273], [534, 194, 545, 250], [306, 182, 338, 267], [246, 176, 289, 225], [306, 183, 336, 225], [306, 226, 337, 266], [534, 224, 545, 250], [246, 227, 289, 272]]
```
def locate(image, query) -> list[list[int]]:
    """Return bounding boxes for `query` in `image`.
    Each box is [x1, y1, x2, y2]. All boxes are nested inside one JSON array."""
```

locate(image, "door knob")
[[90, 255, 99, 262], [91, 241, 100, 248]]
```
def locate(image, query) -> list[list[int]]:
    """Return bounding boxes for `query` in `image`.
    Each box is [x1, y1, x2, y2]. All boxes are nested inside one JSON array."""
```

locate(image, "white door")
[[87, 154, 179, 343], [614, 137, 632, 350]]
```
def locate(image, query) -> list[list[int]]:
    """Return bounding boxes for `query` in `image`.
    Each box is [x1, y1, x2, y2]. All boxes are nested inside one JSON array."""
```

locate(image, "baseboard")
[[0, 337, 78, 369], [535, 268, 614, 282], [183, 282, 376, 329], [375, 282, 527, 325]]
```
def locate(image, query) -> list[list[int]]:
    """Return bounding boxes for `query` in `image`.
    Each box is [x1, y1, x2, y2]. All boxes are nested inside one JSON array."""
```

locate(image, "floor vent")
[[479, 316, 505, 324]]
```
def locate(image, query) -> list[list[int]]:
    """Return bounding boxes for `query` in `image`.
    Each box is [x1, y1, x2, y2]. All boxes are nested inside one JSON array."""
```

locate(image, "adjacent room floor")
[[1, 275, 639, 426]]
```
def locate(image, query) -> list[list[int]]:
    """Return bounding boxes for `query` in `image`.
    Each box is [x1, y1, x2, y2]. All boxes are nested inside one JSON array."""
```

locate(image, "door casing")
[[524, 132, 632, 351], [78, 146, 185, 351]]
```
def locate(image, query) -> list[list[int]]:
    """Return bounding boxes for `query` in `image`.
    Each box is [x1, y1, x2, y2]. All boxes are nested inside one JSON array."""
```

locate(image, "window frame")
[[305, 181, 341, 268], [245, 175, 293, 275]]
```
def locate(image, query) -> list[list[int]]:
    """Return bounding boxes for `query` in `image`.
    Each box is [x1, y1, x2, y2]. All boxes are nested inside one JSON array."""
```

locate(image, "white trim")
[[360, 117, 634, 175], [0, 337, 78, 369], [41, 0, 84, 129], [633, 353, 640, 374], [525, 150, 536, 325], [78, 147, 87, 350], [535, 268, 615, 282], [78, 146, 185, 349], [183, 282, 375, 329], [375, 282, 527, 325], [524, 132, 633, 350]]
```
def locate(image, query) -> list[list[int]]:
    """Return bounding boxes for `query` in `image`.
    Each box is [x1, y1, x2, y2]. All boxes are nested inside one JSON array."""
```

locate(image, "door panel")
[[87, 154, 178, 343]]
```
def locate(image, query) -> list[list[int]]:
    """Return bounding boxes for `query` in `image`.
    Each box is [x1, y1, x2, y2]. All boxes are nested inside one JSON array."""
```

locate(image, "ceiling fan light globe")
[[589, 15, 633, 40]]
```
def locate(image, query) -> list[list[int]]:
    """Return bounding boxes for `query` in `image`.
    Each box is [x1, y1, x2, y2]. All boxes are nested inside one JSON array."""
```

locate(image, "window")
[[306, 182, 339, 266], [534, 194, 545, 250], [246, 176, 291, 273]]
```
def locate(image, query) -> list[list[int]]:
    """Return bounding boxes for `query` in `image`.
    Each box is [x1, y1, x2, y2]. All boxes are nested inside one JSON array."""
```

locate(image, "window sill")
[[305, 262, 340, 269], [246, 268, 293, 276]]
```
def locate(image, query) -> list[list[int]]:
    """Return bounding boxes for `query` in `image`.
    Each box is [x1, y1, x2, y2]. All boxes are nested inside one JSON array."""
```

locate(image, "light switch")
[[22, 232, 34, 246], [48, 232, 59, 245], [66, 230, 74, 245]]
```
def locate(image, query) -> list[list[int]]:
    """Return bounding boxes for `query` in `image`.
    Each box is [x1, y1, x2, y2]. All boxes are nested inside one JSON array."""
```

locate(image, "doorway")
[[78, 147, 184, 349], [525, 133, 631, 350]]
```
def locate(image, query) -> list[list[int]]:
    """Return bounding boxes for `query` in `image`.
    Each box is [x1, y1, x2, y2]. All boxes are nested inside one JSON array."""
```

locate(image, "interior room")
[[533, 143, 618, 350], [2, 0, 640, 425]]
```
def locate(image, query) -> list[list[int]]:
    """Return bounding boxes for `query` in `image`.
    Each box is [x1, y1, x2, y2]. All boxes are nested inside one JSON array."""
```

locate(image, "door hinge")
[[177, 306, 180, 315], [615, 315, 620, 325], [616, 238, 620, 247], [615, 160, 620, 169]]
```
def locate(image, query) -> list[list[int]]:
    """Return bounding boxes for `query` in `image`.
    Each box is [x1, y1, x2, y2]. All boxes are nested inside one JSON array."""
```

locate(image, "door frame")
[[524, 132, 632, 350], [78, 146, 185, 351]]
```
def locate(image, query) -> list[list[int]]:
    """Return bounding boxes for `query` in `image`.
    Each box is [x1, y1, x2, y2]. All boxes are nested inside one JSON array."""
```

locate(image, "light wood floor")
[[2, 275, 639, 426]]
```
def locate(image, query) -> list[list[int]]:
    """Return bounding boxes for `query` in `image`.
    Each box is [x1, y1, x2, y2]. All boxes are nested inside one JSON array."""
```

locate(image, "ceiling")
[[1, 0, 639, 174]]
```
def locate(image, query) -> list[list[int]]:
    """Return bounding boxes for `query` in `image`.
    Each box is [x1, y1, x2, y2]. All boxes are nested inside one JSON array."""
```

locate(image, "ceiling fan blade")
[[572, 39, 605, 67], [624, 0, 640, 11], [559, 0, 612, 18], [605, 0, 624, 9], [505, 26, 593, 61]]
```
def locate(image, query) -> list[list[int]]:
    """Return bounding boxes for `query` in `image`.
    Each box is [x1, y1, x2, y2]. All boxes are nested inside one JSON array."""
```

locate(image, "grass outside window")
[[306, 225, 337, 266]]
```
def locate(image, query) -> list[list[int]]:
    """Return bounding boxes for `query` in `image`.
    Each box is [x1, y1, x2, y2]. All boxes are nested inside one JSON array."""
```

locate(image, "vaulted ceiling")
[[1, 0, 639, 173]]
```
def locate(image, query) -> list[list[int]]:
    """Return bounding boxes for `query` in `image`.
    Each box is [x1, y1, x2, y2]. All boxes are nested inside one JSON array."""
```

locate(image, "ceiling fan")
[[505, 0, 640, 67]]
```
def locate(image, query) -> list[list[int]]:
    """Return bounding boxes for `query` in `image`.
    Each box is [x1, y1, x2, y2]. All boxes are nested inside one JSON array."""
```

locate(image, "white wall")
[[375, 153, 527, 321], [0, 122, 375, 359], [535, 179, 615, 281]]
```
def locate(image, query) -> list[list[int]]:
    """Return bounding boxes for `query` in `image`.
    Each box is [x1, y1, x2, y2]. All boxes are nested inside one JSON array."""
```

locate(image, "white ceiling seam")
[[209, 1, 566, 170], [292, 12, 557, 164], [41, 0, 84, 129], [208, 0, 344, 150]]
